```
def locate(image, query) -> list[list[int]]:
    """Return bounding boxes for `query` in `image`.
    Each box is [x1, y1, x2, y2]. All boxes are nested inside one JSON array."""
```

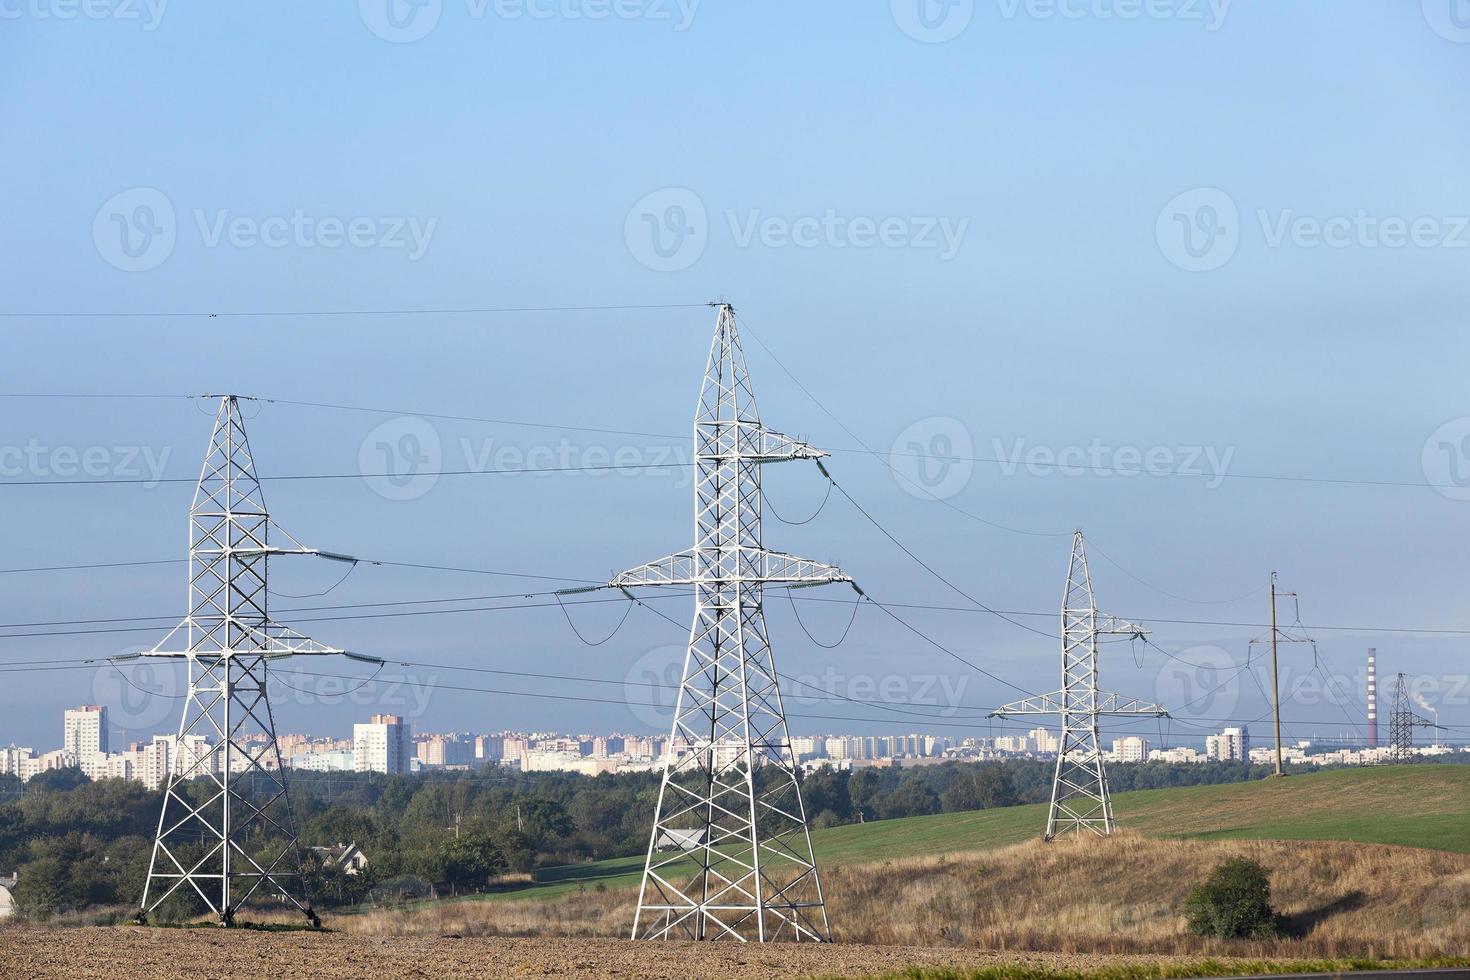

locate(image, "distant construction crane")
[[128, 395, 379, 927], [1388, 672, 1437, 763], [991, 532, 1168, 840], [566, 304, 853, 943]]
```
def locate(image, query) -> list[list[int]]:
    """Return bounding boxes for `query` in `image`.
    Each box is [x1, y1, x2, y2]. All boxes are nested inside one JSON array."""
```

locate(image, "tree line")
[[0, 757, 1281, 920]]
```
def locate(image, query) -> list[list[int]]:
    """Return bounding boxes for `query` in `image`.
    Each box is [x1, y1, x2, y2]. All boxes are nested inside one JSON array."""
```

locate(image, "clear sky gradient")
[[1, 2, 1468, 750]]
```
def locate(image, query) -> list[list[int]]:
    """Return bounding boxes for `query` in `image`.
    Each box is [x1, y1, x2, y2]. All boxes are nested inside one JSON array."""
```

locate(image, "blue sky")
[[1, 2, 1469, 750]]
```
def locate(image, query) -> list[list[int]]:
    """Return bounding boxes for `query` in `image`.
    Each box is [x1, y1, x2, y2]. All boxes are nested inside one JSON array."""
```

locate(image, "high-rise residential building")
[[1206, 726, 1250, 761], [416, 733, 473, 768], [474, 734, 505, 764], [138, 737, 173, 790], [790, 736, 822, 761], [623, 735, 661, 761], [63, 705, 108, 758], [1112, 736, 1149, 763], [501, 735, 532, 764], [1029, 727, 1060, 754], [354, 714, 412, 774]]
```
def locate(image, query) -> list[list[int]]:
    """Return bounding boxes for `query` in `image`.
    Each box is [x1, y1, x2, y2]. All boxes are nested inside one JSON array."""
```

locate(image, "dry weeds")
[[328, 835, 1470, 960]]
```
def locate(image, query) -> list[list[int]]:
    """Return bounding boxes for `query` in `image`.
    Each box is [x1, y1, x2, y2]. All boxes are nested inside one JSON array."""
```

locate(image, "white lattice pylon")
[[603, 304, 852, 942], [992, 532, 1167, 840], [133, 395, 370, 926]]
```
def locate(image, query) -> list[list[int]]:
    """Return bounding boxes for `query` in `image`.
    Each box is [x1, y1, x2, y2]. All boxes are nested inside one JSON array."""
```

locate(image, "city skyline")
[[4, 702, 1456, 792]]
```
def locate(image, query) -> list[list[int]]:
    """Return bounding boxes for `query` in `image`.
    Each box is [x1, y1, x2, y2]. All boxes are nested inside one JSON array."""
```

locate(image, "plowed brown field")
[[0, 927, 1253, 979]]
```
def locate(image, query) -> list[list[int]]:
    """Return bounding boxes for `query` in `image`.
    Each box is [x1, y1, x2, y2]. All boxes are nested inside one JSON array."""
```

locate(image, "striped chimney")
[[1367, 649, 1378, 748]]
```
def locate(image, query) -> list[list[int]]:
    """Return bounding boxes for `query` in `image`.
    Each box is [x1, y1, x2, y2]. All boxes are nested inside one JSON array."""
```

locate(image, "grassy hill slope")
[[521, 765, 1469, 900], [814, 764, 1470, 863]]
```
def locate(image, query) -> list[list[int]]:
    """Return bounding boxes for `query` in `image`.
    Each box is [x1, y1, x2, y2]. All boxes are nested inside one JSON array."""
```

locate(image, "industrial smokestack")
[[1367, 649, 1378, 748]]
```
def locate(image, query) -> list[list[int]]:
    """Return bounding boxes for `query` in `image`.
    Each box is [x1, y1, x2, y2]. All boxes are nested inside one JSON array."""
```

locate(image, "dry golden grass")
[[328, 834, 1470, 960]]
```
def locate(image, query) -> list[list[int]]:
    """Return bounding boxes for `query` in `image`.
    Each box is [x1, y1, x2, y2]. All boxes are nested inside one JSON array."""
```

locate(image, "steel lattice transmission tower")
[[991, 532, 1168, 840], [131, 395, 371, 926], [1388, 672, 1436, 764], [594, 303, 852, 942]]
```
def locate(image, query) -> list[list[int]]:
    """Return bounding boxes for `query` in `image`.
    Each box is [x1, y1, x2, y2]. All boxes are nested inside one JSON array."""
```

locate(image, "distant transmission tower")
[[131, 395, 371, 926], [577, 303, 852, 942], [991, 532, 1167, 840], [1388, 672, 1436, 764]]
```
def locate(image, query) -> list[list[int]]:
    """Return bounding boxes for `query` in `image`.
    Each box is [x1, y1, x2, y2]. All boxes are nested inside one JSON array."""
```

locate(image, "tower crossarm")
[[135, 619, 351, 660], [700, 423, 828, 463], [607, 547, 850, 589], [1094, 614, 1149, 638], [991, 690, 1169, 718], [211, 546, 357, 561], [758, 549, 851, 585]]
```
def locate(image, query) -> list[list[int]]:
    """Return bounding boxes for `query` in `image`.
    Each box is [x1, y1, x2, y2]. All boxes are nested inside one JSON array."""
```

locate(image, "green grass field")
[[449, 764, 1470, 906]]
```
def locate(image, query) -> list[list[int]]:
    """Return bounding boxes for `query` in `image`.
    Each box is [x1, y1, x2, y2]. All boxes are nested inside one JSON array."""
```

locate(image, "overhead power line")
[[0, 384, 1455, 494], [0, 302, 711, 319], [0, 459, 697, 487]]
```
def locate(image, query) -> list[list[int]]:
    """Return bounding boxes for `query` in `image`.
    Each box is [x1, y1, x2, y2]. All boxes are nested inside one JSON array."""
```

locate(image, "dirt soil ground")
[[0, 926, 1254, 979]]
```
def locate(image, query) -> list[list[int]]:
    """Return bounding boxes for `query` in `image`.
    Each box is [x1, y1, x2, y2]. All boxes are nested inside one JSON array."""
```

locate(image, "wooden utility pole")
[[1269, 572, 1283, 777], [1251, 572, 1312, 779]]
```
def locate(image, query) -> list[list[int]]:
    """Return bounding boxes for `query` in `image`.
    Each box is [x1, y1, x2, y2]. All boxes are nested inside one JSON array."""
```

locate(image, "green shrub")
[[1184, 857, 1280, 939]]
